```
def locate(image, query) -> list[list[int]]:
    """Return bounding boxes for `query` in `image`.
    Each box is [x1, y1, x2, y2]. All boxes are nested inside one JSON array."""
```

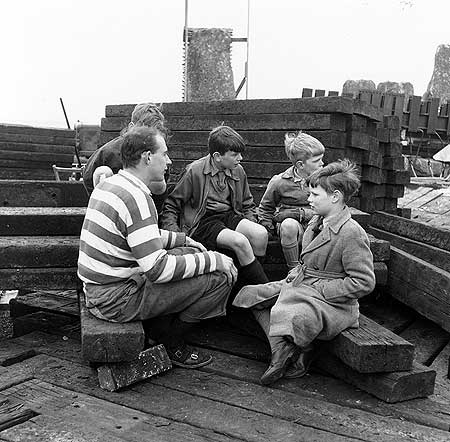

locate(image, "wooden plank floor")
[[1, 295, 450, 440], [399, 182, 450, 230]]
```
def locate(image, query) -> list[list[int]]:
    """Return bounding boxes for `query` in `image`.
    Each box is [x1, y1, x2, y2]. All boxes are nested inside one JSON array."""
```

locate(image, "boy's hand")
[[274, 208, 302, 224], [214, 252, 238, 286], [185, 236, 207, 252]]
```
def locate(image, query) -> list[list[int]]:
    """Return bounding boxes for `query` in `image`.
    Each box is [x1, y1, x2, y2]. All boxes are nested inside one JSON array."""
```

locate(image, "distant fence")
[[302, 88, 450, 136]]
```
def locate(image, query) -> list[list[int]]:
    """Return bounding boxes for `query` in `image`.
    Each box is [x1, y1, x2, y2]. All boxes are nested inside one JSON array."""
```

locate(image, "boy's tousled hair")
[[121, 126, 163, 168], [208, 125, 246, 155], [307, 159, 360, 203], [284, 131, 325, 163], [121, 102, 169, 139]]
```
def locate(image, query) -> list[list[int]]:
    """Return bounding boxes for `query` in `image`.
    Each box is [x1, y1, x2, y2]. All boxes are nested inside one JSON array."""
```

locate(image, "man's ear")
[[296, 160, 304, 169], [141, 151, 150, 165]]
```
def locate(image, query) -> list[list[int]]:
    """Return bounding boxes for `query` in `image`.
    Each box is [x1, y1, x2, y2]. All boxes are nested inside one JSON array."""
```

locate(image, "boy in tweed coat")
[[234, 160, 376, 385]]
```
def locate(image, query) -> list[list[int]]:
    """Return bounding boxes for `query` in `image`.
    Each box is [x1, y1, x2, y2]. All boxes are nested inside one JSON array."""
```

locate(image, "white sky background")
[[1, 0, 449, 128]]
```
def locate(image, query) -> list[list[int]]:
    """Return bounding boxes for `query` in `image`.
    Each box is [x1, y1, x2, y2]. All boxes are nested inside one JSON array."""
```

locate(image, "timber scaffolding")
[[1, 96, 450, 440]]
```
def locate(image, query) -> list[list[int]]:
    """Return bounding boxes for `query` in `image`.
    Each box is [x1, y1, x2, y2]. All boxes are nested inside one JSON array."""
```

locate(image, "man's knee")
[[280, 218, 301, 241]]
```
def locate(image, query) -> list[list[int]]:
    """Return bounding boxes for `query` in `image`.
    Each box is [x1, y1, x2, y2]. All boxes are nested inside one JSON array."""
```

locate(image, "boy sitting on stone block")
[[258, 132, 325, 269], [234, 159, 376, 386]]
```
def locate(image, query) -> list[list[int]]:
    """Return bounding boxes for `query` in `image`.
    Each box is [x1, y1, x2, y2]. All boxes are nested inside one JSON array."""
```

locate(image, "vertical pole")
[[245, 0, 250, 99], [59, 97, 71, 129], [184, 0, 189, 102]]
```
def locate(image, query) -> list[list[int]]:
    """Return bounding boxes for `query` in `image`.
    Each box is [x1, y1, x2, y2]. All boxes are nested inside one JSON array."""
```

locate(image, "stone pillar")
[[342, 79, 376, 98], [184, 28, 235, 102], [424, 44, 450, 104]]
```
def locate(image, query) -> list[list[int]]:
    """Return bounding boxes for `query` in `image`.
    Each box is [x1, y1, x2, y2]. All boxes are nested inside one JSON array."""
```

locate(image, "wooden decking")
[[1, 292, 450, 441]]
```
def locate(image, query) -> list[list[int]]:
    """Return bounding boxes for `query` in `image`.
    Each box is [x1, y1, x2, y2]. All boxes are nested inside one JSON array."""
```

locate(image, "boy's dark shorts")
[[192, 211, 244, 251]]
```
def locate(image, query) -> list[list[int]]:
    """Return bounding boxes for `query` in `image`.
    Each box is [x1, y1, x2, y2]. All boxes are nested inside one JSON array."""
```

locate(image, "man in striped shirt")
[[78, 125, 237, 368]]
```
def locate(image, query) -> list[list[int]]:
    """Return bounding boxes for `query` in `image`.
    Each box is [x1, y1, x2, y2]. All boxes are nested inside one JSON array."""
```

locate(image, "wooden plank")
[[427, 98, 441, 134], [0, 180, 88, 207], [387, 247, 450, 333], [102, 113, 349, 132], [393, 95, 405, 119], [0, 267, 79, 290], [317, 353, 435, 403], [322, 314, 414, 373], [402, 189, 443, 210], [0, 132, 75, 146], [0, 125, 74, 139], [400, 318, 450, 366], [12, 311, 79, 338], [0, 357, 358, 442], [9, 291, 78, 318], [97, 345, 172, 391], [0, 207, 85, 236], [0, 393, 35, 432], [7, 332, 450, 433], [80, 295, 145, 363], [347, 132, 379, 151], [382, 94, 394, 116], [368, 226, 450, 272], [106, 97, 364, 117], [0, 151, 74, 164], [371, 211, 450, 252], [407, 96, 422, 132], [153, 363, 449, 442], [0, 142, 75, 154], [1, 379, 226, 442], [2, 159, 72, 169], [0, 169, 56, 181], [0, 236, 79, 268]]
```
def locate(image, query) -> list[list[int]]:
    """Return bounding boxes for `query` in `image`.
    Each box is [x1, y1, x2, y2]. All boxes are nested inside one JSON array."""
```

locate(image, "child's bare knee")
[[228, 231, 252, 253], [280, 218, 301, 239]]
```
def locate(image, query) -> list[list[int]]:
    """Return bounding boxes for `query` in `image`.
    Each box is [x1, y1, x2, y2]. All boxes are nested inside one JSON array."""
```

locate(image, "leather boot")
[[284, 345, 316, 379], [260, 340, 301, 386]]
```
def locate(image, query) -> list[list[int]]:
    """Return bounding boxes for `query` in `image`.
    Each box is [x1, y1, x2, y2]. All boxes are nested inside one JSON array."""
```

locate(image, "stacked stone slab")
[[0, 124, 75, 180], [100, 96, 407, 214]]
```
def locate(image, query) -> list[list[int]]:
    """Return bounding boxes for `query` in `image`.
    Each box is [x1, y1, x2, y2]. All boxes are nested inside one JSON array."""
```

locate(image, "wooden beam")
[[371, 211, 450, 252]]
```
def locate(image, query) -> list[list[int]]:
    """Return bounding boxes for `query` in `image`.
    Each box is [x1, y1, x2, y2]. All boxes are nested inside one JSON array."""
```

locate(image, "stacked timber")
[[100, 96, 407, 214], [0, 124, 76, 180], [369, 211, 450, 334]]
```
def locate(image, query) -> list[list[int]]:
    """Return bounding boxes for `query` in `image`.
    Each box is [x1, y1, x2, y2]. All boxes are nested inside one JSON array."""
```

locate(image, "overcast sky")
[[1, 0, 448, 128]]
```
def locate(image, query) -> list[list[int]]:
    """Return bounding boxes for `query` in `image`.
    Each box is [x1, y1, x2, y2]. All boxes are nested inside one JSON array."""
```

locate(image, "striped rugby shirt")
[[78, 170, 220, 285]]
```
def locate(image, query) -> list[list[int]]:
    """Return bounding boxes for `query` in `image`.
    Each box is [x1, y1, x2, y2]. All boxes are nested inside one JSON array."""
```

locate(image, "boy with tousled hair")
[[234, 159, 376, 385], [258, 132, 325, 269], [161, 125, 269, 292]]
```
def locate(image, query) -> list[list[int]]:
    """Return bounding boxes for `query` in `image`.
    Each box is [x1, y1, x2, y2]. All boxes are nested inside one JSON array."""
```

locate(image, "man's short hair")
[[307, 159, 360, 203], [284, 132, 325, 164], [121, 126, 162, 168], [208, 125, 245, 155], [128, 103, 169, 139]]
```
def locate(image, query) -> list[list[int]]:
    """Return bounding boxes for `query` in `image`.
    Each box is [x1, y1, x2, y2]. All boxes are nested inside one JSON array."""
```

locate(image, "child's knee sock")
[[281, 238, 299, 270]]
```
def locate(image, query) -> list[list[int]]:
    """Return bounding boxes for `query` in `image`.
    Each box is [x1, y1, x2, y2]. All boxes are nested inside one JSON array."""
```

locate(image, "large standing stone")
[[184, 28, 235, 102], [377, 81, 414, 97], [424, 44, 450, 104], [342, 79, 376, 98]]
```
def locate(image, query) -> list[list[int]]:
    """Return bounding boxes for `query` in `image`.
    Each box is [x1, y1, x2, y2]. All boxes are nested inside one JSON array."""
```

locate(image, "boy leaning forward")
[[234, 160, 376, 386]]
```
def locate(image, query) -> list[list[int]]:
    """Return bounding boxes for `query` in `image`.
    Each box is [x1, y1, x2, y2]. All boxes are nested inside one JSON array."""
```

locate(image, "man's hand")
[[273, 208, 302, 224], [185, 236, 207, 252], [214, 252, 238, 286]]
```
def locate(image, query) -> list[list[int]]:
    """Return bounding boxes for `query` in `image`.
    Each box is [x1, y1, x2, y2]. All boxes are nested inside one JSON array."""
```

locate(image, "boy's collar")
[[282, 166, 307, 183], [322, 206, 351, 233], [204, 154, 239, 180], [118, 169, 152, 195]]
